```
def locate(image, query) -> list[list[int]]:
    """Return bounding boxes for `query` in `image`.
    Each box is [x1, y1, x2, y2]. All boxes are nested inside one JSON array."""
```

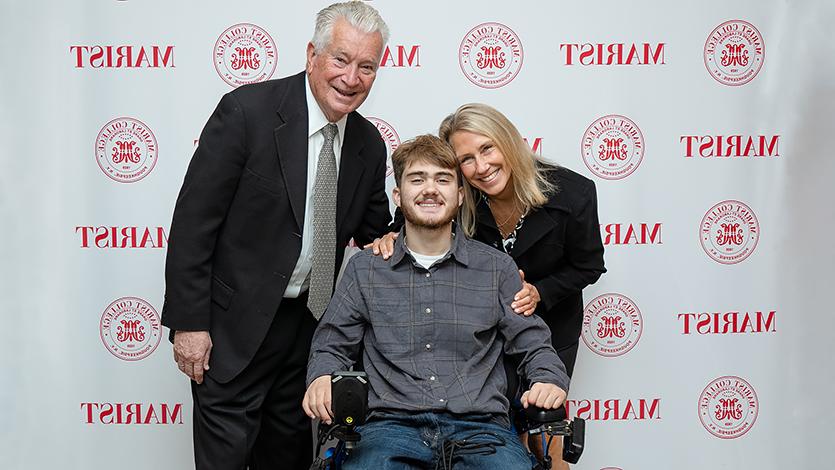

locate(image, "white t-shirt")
[[409, 249, 448, 270]]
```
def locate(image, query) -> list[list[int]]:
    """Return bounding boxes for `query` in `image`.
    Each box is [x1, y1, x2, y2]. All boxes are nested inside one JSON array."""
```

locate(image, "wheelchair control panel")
[[310, 371, 586, 469], [523, 405, 585, 467]]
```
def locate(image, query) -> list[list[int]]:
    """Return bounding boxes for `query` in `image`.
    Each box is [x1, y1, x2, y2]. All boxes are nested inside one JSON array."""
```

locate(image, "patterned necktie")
[[307, 123, 338, 320]]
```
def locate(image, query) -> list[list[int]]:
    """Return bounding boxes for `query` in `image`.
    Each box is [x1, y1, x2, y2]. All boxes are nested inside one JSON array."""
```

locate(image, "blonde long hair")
[[438, 103, 555, 237]]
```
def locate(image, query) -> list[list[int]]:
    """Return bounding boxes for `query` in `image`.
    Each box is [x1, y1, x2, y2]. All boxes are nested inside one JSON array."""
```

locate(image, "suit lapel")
[[336, 113, 368, 229], [274, 72, 309, 231]]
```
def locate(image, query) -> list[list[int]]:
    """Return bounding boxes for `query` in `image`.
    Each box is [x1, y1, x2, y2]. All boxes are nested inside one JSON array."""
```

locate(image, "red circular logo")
[[214, 23, 278, 87], [95, 117, 158, 183], [700, 200, 760, 264], [100, 297, 162, 361], [704, 20, 765, 86], [581, 294, 642, 357], [459, 22, 523, 89], [367, 117, 400, 177], [698, 376, 759, 439], [581, 115, 644, 180]]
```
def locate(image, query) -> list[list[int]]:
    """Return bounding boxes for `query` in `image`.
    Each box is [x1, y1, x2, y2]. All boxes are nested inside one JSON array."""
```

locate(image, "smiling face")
[[306, 18, 383, 122], [393, 160, 463, 231], [450, 130, 514, 200]]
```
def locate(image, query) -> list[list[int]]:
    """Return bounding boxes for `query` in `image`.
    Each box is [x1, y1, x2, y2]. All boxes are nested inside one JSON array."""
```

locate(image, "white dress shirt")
[[283, 76, 347, 298]]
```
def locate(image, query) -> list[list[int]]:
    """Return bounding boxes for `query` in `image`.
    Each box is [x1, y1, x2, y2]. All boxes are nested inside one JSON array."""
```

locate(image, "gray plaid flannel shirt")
[[307, 226, 569, 416]]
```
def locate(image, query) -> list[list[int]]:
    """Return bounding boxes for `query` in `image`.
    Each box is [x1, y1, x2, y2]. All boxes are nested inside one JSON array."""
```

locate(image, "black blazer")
[[162, 72, 391, 383], [473, 165, 606, 350]]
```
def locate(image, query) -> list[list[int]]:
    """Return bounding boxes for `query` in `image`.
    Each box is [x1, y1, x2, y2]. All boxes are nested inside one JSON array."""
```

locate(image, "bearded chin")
[[401, 203, 456, 230]]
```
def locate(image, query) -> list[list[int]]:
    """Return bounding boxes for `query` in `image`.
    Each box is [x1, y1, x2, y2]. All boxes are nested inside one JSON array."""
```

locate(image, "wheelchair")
[[310, 371, 585, 470]]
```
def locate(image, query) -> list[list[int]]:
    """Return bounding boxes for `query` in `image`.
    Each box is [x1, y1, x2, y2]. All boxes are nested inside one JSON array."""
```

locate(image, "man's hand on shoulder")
[[521, 382, 567, 410], [173, 330, 212, 384], [302, 375, 334, 424]]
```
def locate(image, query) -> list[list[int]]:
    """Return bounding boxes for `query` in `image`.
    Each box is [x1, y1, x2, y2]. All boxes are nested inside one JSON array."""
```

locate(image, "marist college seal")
[[95, 117, 157, 183], [581, 115, 644, 180], [704, 20, 764, 86], [367, 117, 400, 177], [459, 22, 523, 89], [700, 200, 760, 264], [214, 23, 277, 87], [699, 376, 759, 439], [100, 297, 162, 361], [581, 294, 643, 357]]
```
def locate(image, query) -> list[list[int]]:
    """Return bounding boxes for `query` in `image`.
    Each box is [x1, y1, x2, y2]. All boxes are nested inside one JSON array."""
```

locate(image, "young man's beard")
[[401, 200, 457, 230]]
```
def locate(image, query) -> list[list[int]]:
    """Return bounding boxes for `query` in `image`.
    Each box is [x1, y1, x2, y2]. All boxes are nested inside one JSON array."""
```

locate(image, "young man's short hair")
[[391, 134, 460, 186]]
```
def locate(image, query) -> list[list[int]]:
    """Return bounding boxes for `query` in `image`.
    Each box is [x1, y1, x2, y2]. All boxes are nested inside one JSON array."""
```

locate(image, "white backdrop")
[[2, 1, 834, 469]]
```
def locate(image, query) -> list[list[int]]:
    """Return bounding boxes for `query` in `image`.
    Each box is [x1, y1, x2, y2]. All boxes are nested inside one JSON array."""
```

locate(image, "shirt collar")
[[390, 223, 470, 268], [305, 74, 347, 143]]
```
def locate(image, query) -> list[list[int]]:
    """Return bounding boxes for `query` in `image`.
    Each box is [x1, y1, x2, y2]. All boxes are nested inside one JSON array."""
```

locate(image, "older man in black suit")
[[161, 2, 391, 468]]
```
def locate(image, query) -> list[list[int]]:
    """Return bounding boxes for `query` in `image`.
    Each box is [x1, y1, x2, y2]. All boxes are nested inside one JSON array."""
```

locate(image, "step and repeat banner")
[[2, 0, 834, 469]]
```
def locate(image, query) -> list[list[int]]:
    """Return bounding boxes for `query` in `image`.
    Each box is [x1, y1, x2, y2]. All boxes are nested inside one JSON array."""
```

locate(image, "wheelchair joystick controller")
[[330, 371, 368, 449], [310, 372, 370, 470]]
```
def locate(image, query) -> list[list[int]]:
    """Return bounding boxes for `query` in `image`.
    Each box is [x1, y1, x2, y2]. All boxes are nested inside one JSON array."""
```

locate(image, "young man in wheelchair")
[[303, 134, 570, 469]]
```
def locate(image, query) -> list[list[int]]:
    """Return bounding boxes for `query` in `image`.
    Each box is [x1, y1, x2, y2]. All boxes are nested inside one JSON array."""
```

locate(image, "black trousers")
[[191, 295, 317, 470]]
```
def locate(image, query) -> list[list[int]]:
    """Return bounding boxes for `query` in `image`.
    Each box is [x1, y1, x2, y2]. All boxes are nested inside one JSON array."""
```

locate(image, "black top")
[[473, 164, 606, 350]]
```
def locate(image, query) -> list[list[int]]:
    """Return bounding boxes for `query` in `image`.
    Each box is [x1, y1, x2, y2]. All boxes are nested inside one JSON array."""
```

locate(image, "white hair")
[[311, 1, 390, 52]]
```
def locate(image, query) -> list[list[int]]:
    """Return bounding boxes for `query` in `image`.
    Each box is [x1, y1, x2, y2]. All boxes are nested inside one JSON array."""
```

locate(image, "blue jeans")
[[342, 411, 530, 470]]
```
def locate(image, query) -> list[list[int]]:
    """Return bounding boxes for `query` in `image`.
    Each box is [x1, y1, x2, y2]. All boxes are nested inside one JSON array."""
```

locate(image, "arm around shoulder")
[[351, 124, 392, 245]]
